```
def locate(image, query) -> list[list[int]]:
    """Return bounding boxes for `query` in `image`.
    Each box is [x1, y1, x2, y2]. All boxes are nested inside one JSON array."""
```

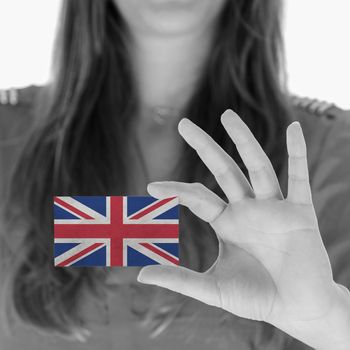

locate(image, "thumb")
[[137, 265, 221, 308]]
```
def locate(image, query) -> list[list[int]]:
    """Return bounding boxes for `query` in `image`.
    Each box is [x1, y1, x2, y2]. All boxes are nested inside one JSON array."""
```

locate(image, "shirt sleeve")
[[310, 117, 350, 289]]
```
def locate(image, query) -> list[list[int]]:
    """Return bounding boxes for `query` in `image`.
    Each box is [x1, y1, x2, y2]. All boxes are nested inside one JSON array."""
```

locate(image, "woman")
[[0, 0, 350, 349]]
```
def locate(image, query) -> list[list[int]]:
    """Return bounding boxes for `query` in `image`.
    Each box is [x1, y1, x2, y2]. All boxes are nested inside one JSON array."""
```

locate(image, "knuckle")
[[288, 173, 309, 182], [289, 154, 306, 160], [214, 164, 234, 180], [191, 182, 209, 203], [248, 162, 269, 175]]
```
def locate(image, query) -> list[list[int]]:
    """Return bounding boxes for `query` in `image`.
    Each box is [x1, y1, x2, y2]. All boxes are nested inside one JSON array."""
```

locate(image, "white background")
[[0, 0, 349, 109]]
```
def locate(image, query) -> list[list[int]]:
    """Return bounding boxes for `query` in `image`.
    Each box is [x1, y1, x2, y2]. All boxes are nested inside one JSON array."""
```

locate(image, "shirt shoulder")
[[291, 95, 350, 123], [0, 85, 45, 141], [291, 95, 350, 170], [291, 95, 350, 200], [0, 85, 46, 200]]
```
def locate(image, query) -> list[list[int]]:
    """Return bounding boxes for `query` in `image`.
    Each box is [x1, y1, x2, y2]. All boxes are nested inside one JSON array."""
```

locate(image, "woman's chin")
[[114, 0, 225, 37], [142, 13, 203, 37]]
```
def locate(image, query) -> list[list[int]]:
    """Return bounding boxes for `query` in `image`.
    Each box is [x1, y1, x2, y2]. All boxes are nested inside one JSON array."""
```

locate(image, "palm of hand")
[[207, 199, 334, 324]]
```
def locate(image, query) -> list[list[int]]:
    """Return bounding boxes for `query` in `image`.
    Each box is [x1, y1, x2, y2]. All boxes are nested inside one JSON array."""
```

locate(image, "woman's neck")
[[127, 26, 217, 124]]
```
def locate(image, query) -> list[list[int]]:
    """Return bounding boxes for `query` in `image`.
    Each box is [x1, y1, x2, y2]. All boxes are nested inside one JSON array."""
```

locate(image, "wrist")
[[275, 281, 350, 350], [315, 282, 350, 350], [302, 281, 350, 350]]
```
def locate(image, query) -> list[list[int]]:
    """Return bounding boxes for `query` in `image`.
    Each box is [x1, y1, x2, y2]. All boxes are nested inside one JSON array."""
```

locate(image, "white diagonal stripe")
[[54, 196, 110, 224], [126, 241, 179, 266], [54, 238, 110, 266], [122, 238, 179, 266], [124, 197, 179, 224], [145, 242, 179, 261]]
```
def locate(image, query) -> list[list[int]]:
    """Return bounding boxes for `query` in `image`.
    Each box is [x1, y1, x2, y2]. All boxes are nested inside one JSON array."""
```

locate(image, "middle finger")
[[220, 109, 283, 200], [178, 118, 253, 202]]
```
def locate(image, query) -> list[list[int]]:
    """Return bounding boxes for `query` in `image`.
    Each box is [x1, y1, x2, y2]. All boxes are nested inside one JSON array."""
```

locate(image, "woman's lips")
[[148, 0, 197, 12]]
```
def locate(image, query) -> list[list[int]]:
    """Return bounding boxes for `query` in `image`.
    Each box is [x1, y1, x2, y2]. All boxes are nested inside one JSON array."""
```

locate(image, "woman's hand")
[[137, 109, 350, 350]]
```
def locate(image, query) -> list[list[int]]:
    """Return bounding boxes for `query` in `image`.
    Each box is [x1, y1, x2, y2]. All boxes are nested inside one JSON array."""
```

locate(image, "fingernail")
[[137, 270, 149, 284], [147, 183, 162, 194], [221, 109, 237, 122], [178, 117, 190, 126], [178, 118, 193, 134], [224, 109, 235, 115], [137, 273, 145, 283]]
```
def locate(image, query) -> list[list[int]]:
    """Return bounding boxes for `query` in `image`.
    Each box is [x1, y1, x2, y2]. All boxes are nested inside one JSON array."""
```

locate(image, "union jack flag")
[[53, 196, 179, 267]]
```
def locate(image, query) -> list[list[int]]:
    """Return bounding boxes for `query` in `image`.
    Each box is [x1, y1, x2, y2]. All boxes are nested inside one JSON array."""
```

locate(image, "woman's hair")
[[1, 0, 294, 347]]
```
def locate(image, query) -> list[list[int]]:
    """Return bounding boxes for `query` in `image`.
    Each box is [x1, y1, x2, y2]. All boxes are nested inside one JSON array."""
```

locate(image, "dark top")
[[0, 85, 350, 350]]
